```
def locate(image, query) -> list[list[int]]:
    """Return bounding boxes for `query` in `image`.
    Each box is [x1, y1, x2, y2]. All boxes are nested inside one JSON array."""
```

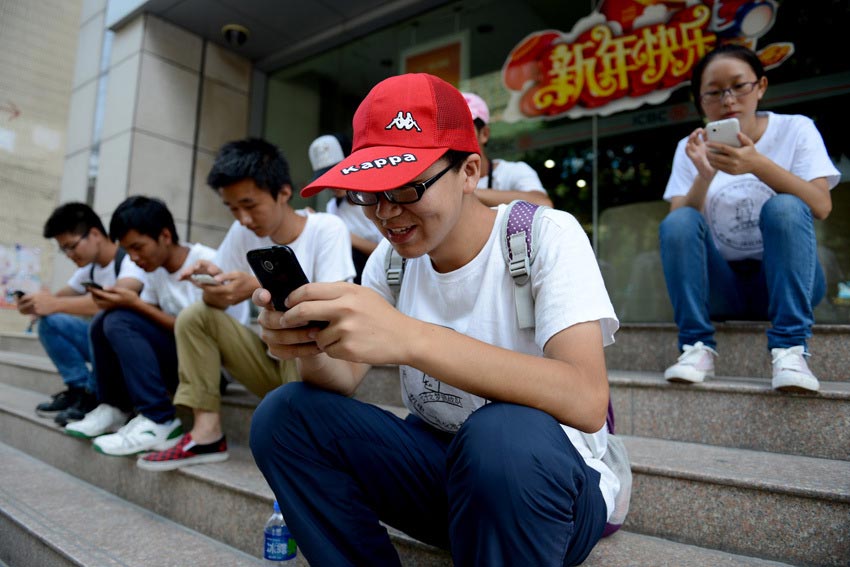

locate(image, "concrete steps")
[[0, 441, 265, 567], [1, 325, 849, 565], [606, 322, 850, 382], [0, 382, 800, 566]]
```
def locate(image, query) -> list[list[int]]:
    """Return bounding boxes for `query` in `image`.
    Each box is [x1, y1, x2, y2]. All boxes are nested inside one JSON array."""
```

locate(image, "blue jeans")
[[37, 313, 93, 391], [250, 383, 607, 567], [89, 309, 178, 423], [659, 194, 825, 351]]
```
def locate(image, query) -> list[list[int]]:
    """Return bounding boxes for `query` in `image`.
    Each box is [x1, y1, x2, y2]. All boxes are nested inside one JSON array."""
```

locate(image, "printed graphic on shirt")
[[401, 365, 485, 433], [385, 111, 422, 132], [707, 179, 774, 253]]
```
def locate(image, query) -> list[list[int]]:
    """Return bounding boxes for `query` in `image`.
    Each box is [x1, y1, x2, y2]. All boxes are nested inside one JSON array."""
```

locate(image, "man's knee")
[[175, 300, 219, 337], [37, 313, 58, 335], [451, 404, 558, 496], [250, 382, 312, 455], [101, 308, 141, 338]]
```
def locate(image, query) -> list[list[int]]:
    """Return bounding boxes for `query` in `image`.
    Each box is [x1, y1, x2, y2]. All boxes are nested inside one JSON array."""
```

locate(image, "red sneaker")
[[137, 433, 228, 471]]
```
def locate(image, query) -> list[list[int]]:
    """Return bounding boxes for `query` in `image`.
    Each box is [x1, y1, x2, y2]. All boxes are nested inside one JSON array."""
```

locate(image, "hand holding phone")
[[190, 273, 221, 286], [705, 118, 741, 150], [82, 281, 104, 291]]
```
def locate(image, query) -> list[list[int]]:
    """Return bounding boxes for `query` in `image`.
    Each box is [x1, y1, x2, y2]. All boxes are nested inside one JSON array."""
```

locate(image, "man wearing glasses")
[[249, 74, 619, 566], [16, 202, 145, 424]]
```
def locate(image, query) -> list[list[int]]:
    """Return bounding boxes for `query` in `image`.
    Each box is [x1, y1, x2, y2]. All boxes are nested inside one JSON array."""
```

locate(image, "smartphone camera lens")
[[262, 260, 275, 272]]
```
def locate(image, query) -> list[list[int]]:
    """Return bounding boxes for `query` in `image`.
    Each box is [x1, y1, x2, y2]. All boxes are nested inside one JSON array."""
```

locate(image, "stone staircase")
[[0, 324, 848, 566]]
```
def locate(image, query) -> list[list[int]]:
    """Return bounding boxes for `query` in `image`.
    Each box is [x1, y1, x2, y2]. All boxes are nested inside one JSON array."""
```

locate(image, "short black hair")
[[110, 196, 179, 244], [206, 138, 293, 199], [691, 44, 766, 116], [43, 202, 107, 239], [445, 150, 475, 172]]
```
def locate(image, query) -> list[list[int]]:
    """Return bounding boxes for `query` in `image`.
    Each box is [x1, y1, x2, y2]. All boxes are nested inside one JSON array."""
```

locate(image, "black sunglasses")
[[346, 159, 459, 206]]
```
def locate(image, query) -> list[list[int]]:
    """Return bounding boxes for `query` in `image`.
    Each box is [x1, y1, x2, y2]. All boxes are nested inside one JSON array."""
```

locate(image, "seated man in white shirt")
[[138, 138, 355, 471], [65, 196, 218, 457], [462, 91, 552, 207], [17, 202, 145, 425]]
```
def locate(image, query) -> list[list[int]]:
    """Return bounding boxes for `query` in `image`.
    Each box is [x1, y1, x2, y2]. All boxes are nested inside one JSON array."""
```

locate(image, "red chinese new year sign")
[[502, 0, 794, 121]]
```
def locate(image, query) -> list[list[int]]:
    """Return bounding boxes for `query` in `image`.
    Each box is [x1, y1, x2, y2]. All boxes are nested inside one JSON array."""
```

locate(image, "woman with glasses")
[[659, 44, 840, 392]]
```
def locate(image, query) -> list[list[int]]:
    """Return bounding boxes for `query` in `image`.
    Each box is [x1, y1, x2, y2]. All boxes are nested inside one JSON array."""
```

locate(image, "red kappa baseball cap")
[[302, 74, 480, 197]]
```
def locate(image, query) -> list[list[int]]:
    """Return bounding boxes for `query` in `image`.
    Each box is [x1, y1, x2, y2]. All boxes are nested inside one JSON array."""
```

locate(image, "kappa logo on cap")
[[385, 111, 422, 132], [340, 153, 417, 175]]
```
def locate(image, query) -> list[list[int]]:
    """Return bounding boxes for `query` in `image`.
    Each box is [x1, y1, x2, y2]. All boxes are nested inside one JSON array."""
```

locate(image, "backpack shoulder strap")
[[499, 200, 545, 329], [113, 247, 127, 279], [384, 245, 405, 304]]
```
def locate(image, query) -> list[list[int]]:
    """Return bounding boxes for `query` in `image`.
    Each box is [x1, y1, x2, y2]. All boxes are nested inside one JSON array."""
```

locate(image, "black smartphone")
[[246, 246, 322, 321], [8, 290, 25, 300], [82, 281, 103, 291]]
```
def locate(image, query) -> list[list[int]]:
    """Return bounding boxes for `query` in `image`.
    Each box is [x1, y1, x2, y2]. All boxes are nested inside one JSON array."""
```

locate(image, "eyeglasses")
[[59, 230, 90, 255], [699, 81, 760, 104], [346, 159, 459, 206]]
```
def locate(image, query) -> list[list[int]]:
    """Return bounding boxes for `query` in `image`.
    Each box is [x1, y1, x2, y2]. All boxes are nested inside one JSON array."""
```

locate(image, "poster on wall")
[[0, 244, 42, 309], [502, 0, 794, 122], [401, 31, 469, 87]]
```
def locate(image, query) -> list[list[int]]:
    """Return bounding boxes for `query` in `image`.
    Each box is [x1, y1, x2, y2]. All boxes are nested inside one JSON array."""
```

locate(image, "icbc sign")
[[501, 1, 793, 121]]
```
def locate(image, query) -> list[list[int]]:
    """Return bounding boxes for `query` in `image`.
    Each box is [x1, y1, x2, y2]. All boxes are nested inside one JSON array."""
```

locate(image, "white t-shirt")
[[67, 253, 146, 294], [139, 243, 217, 316], [362, 204, 620, 519], [326, 197, 384, 243], [477, 159, 546, 194], [215, 211, 356, 324], [664, 112, 840, 261]]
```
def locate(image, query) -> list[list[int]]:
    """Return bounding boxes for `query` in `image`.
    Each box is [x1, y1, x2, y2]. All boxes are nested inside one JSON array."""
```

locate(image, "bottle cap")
[[273, 500, 280, 513]]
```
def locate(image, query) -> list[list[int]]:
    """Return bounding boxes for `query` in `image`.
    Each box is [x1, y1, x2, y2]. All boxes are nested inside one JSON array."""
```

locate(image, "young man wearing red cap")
[[250, 74, 619, 566], [461, 91, 553, 207]]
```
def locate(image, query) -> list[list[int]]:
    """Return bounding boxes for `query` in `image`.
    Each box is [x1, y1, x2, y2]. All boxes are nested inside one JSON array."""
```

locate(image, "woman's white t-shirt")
[[362, 204, 620, 518], [664, 112, 840, 261]]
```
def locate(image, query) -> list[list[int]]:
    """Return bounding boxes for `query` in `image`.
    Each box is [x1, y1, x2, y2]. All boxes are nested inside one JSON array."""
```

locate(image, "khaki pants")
[[173, 301, 298, 412]]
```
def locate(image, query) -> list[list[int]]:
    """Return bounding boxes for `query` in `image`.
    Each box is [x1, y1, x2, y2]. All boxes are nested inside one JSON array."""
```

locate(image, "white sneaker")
[[771, 346, 820, 393], [664, 341, 718, 384], [64, 404, 130, 439], [93, 415, 183, 456]]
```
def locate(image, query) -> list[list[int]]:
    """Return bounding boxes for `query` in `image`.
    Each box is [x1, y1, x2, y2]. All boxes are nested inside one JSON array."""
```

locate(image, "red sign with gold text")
[[502, 1, 794, 121]]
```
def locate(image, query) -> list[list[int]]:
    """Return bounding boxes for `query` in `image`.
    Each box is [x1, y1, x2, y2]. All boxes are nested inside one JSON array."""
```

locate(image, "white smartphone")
[[190, 273, 220, 286], [705, 118, 741, 149]]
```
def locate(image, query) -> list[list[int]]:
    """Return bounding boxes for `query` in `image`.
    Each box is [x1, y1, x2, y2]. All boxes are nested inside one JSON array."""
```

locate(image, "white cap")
[[308, 135, 346, 179]]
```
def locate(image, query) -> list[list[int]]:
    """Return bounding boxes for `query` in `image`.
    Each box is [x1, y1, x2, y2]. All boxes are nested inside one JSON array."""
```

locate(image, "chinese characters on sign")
[[502, 1, 793, 121]]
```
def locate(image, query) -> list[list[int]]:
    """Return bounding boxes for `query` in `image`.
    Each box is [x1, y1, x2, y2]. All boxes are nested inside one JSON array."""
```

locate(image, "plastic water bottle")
[[264, 500, 296, 563]]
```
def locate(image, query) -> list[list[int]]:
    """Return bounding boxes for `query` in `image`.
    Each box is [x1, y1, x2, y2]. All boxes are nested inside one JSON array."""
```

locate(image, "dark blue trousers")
[[89, 309, 178, 423], [250, 382, 607, 567]]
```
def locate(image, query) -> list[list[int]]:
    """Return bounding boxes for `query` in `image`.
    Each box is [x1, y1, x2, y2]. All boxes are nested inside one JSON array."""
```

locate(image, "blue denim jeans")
[[89, 309, 178, 423], [659, 194, 825, 351], [251, 383, 607, 567], [37, 313, 93, 391]]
